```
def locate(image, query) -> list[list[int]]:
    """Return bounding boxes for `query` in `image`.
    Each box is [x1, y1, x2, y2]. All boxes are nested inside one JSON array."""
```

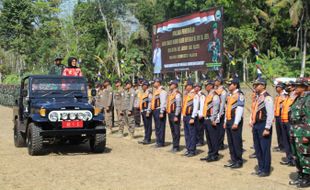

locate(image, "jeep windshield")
[[30, 77, 87, 97]]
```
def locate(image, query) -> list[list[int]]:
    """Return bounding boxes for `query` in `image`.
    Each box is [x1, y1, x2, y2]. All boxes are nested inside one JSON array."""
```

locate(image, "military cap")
[[204, 79, 215, 85], [252, 78, 267, 86], [168, 80, 179, 86], [124, 79, 132, 85], [142, 80, 150, 86], [153, 78, 162, 83], [54, 56, 63, 61], [275, 82, 285, 89], [295, 77, 309, 87], [226, 78, 240, 85]]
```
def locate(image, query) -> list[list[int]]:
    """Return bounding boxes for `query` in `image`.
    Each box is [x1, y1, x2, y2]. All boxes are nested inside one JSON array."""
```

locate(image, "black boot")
[[289, 172, 302, 185], [299, 174, 310, 188]]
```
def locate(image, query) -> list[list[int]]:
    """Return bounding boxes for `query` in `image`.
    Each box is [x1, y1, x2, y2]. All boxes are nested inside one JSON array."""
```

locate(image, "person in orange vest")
[[273, 82, 286, 152], [250, 78, 274, 177], [223, 77, 245, 169], [167, 80, 182, 152], [62, 57, 83, 76], [214, 76, 228, 150], [195, 82, 206, 146], [200, 79, 221, 162], [280, 81, 297, 166], [249, 90, 258, 159], [151, 78, 167, 147], [182, 80, 200, 157], [138, 80, 153, 145]]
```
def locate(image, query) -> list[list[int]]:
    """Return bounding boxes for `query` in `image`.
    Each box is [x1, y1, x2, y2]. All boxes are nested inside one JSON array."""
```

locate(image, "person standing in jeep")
[[62, 57, 83, 77], [49, 56, 65, 75]]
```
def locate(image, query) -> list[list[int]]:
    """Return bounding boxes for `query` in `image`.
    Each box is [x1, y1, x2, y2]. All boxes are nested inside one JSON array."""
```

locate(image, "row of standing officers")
[[94, 76, 309, 188]]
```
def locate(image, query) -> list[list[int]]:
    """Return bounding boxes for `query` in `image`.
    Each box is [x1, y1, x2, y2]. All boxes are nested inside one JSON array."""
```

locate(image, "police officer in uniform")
[[214, 76, 228, 150], [280, 81, 297, 166], [119, 80, 136, 138], [167, 80, 182, 152], [138, 80, 153, 145], [273, 82, 286, 152], [195, 82, 206, 146], [113, 79, 125, 135], [151, 78, 167, 147], [182, 80, 200, 157], [289, 78, 310, 188], [96, 79, 113, 134], [224, 78, 244, 169], [133, 80, 143, 128], [250, 78, 274, 177], [200, 79, 221, 162]]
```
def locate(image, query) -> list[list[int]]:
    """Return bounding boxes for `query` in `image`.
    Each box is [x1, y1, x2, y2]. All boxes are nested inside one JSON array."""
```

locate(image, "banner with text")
[[152, 7, 223, 73]]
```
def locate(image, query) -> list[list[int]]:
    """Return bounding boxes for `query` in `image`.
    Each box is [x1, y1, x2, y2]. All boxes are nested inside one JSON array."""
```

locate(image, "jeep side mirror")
[[22, 89, 28, 97], [91, 89, 97, 97]]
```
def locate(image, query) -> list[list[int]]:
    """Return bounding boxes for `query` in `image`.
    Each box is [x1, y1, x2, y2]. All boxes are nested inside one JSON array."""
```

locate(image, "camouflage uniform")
[[120, 87, 136, 136], [290, 91, 310, 185], [113, 87, 125, 129], [49, 64, 65, 75]]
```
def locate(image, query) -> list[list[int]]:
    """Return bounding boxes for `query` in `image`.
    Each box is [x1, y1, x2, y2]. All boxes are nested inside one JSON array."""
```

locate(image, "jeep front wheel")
[[89, 126, 106, 153], [14, 119, 26, 147], [27, 123, 44, 156]]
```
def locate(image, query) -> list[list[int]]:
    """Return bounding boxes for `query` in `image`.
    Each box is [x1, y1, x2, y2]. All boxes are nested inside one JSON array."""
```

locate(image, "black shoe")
[[249, 153, 257, 159], [206, 156, 220, 162], [196, 143, 204, 147], [170, 147, 180, 153], [251, 170, 262, 176], [138, 140, 151, 145], [273, 147, 281, 152], [186, 153, 196, 157], [231, 163, 243, 169], [280, 160, 293, 165], [219, 144, 225, 150], [258, 172, 270, 177], [299, 178, 310, 188], [153, 144, 164, 148], [289, 179, 301, 186], [224, 162, 236, 168], [200, 156, 210, 161]]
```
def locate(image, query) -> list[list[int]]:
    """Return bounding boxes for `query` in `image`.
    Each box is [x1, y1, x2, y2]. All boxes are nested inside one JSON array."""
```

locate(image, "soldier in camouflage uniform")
[[49, 56, 65, 75], [113, 79, 125, 134], [119, 80, 136, 138], [289, 78, 310, 188]]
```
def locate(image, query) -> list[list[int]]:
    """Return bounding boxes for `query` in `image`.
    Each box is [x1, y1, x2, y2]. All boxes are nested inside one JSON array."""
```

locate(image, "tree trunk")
[[243, 56, 247, 82], [300, 27, 307, 77]]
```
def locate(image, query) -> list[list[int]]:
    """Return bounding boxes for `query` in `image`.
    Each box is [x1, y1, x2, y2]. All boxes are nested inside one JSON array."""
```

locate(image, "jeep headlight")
[[48, 112, 58, 122], [69, 113, 76, 120], [77, 113, 87, 121], [62, 113, 68, 120], [85, 111, 92, 121]]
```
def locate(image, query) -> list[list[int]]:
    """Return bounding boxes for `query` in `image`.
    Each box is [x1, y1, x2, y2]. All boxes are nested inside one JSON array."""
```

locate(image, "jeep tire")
[[27, 123, 44, 156], [14, 119, 26, 147], [89, 126, 106, 153]]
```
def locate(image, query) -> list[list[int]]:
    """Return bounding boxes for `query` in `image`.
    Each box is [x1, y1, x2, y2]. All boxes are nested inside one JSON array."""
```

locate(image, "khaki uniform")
[[113, 87, 125, 128], [134, 86, 143, 127], [96, 86, 113, 129], [120, 87, 136, 135]]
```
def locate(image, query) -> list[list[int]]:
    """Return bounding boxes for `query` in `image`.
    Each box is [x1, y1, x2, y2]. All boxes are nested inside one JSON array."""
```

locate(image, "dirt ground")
[[0, 104, 299, 190]]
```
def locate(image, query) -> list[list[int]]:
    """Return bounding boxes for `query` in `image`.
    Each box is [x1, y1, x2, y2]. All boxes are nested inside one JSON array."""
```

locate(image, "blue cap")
[[226, 78, 240, 85], [214, 76, 223, 82], [275, 82, 285, 89], [124, 79, 132, 85], [185, 80, 194, 86], [142, 80, 150, 86], [204, 79, 215, 85], [252, 78, 267, 85], [154, 78, 162, 83], [169, 80, 179, 86]]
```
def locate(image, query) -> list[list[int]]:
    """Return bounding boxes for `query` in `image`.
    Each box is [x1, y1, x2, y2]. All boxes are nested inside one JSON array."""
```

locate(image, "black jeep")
[[13, 75, 106, 155]]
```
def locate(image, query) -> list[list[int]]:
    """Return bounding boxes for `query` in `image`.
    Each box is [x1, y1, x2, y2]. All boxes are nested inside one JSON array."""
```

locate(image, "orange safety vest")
[[139, 90, 150, 111], [226, 93, 239, 121], [251, 92, 270, 124], [274, 94, 285, 117], [203, 92, 215, 117], [167, 91, 179, 114], [281, 94, 296, 123], [151, 88, 161, 110], [182, 92, 195, 116]]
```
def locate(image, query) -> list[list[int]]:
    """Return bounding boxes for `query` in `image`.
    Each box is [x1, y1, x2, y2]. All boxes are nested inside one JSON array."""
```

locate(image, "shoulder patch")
[[239, 94, 245, 101]]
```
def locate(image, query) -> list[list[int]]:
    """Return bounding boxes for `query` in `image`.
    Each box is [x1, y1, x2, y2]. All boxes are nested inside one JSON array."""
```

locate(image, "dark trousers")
[[253, 121, 272, 173], [205, 119, 220, 157], [134, 107, 141, 128], [141, 111, 152, 142], [196, 118, 205, 144], [275, 116, 284, 149], [168, 113, 181, 148], [183, 116, 196, 154], [218, 116, 225, 147], [282, 122, 294, 162], [226, 119, 243, 164], [153, 109, 166, 146]]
